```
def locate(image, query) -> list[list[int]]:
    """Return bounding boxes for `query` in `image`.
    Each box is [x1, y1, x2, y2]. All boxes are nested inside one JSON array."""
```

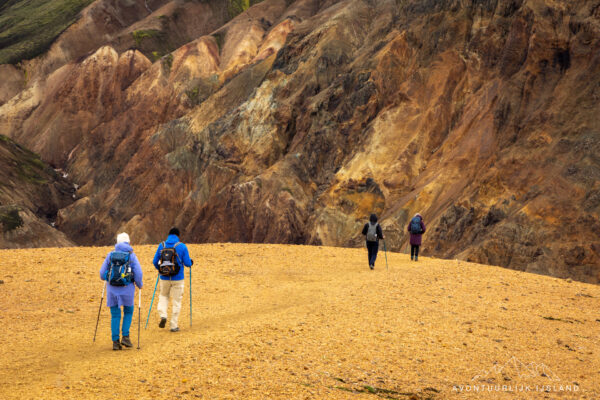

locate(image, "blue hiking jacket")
[[153, 234, 192, 281]]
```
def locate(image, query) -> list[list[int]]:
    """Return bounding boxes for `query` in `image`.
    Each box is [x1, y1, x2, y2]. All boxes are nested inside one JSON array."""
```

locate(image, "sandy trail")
[[0, 243, 598, 399]]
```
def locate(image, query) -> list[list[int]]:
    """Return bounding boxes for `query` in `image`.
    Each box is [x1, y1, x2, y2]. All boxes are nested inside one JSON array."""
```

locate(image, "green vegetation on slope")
[[0, 134, 49, 185], [0, 206, 23, 232], [132, 29, 161, 48], [0, 0, 94, 64], [228, 0, 264, 19]]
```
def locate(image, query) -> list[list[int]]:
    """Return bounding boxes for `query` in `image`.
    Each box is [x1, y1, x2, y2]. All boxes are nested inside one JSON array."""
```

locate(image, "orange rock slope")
[[0, 244, 598, 399], [0, 0, 599, 282]]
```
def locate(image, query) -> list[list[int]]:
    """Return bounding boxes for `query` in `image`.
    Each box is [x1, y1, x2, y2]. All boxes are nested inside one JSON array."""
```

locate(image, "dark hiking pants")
[[411, 245, 420, 259], [367, 241, 379, 266]]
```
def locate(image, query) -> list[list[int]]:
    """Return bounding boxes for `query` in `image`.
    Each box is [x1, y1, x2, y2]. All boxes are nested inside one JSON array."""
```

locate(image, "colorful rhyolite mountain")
[[0, 0, 599, 282]]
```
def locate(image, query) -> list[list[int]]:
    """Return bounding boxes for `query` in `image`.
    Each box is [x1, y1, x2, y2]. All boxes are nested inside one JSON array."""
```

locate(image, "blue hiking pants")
[[110, 306, 134, 341]]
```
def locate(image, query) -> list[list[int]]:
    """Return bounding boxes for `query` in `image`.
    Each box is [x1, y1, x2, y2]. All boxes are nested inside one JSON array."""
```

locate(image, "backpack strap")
[[173, 242, 183, 265], [159, 242, 167, 266]]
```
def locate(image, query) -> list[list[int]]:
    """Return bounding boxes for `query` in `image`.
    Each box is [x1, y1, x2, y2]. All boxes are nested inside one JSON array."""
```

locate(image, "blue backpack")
[[410, 216, 423, 234], [105, 251, 133, 286]]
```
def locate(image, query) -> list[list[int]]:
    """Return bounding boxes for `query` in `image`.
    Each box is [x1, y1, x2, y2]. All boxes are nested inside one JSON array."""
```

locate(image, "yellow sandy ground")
[[0, 244, 598, 399]]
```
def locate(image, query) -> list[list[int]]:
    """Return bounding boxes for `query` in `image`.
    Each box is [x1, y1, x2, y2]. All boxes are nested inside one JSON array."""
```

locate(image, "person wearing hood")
[[407, 213, 426, 261], [361, 214, 384, 270], [153, 227, 193, 332], [99, 232, 143, 350]]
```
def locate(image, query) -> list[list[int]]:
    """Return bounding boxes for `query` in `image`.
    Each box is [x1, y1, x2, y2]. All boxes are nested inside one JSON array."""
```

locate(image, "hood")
[[165, 234, 180, 244], [114, 242, 133, 252]]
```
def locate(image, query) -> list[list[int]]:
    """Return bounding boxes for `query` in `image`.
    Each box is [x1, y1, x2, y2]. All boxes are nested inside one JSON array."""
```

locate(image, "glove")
[[190, 259, 194, 267]]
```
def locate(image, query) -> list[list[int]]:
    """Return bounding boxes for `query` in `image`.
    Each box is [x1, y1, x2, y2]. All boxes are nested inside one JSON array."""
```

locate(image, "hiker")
[[153, 227, 193, 332], [407, 213, 426, 261], [362, 213, 384, 270], [99, 232, 143, 350]]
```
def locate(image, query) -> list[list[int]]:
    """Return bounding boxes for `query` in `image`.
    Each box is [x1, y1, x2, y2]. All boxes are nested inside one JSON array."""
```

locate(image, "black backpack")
[[158, 242, 182, 277], [106, 251, 133, 286], [410, 216, 423, 234]]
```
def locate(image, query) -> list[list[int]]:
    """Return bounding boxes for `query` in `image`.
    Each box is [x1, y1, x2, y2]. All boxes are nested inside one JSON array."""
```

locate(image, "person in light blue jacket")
[[152, 227, 193, 332], [99, 232, 143, 350]]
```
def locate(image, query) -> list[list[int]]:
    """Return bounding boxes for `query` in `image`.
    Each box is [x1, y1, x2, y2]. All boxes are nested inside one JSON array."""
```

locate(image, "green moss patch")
[[212, 32, 225, 52], [0, 134, 48, 184], [228, 0, 264, 19], [0, 0, 94, 64], [161, 53, 174, 73], [0, 206, 24, 232], [132, 29, 161, 48]]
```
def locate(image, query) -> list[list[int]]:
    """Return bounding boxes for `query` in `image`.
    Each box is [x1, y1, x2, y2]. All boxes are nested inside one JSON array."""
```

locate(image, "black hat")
[[369, 214, 377, 223]]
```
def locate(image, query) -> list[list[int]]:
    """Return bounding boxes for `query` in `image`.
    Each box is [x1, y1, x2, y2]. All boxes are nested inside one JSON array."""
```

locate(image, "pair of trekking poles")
[[92, 269, 192, 348]]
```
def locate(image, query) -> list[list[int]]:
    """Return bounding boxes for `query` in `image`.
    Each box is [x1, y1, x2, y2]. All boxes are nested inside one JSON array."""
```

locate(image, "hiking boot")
[[170, 327, 180, 332], [121, 336, 133, 348], [369, 265, 374, 270], [410, 256, 414, 261], [159, 318, 167, 328], [414, 256, 418, 261], [113, 340, 122, 351]]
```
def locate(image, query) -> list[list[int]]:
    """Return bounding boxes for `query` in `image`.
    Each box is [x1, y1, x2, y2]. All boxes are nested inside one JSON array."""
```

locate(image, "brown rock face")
[[0, 65, 24, 106], [1, 0, 599, 282], [0, 135, 75, 248]]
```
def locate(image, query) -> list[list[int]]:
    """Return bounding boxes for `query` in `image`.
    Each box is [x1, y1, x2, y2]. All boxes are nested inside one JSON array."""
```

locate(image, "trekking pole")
[[93, 282, 106, 342], [145, 275, 159, 329], [137, 288, 141, 350], [383, 240, 389, 271], [189, 266, 192, 327]]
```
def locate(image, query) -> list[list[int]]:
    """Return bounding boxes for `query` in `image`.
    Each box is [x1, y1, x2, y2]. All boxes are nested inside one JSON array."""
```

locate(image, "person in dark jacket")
[[152, 227, 193, 332], [407, 213, 426, 261], [362, 214, 384, 270], [99, 232, 143, 350]]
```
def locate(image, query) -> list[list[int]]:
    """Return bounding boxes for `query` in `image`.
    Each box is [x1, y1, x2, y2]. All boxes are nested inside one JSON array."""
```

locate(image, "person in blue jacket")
[[153, 227, 193, 332], [99, 232, 143, 350]]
